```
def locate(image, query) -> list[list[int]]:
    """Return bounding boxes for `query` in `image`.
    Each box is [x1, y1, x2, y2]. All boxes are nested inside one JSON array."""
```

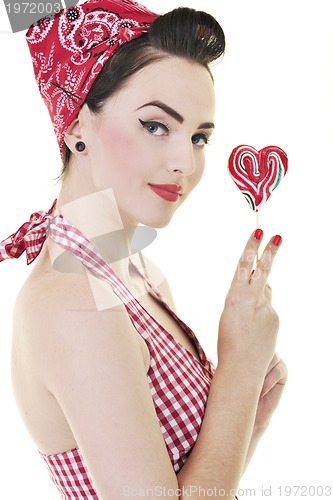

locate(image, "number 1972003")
[[277, 485, 332, 496], [5, 3, 61, 15]]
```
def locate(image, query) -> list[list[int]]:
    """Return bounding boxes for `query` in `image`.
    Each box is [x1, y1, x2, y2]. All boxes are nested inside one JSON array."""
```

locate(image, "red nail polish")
[[272, 235, 282, 246], [253, 229, 263, 240]]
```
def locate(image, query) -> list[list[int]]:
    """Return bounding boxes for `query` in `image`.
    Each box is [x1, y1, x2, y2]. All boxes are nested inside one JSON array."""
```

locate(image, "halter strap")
[[1, 204, 212, 370], [0, 201, 141, 308]]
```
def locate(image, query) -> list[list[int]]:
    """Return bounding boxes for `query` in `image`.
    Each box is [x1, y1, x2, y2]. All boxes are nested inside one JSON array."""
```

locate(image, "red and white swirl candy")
[[228, 145, 288, 211]]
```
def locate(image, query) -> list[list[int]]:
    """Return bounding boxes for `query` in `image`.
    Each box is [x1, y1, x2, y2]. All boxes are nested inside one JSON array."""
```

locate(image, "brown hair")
[[61, 7, 225, 177]]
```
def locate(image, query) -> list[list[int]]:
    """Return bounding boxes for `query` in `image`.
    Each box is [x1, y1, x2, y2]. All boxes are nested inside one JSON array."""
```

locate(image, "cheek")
[[179, 161, 205, 207], [101, 126, 135, 158], [95, 126, 144, 181], [191, 157, 206, 187]]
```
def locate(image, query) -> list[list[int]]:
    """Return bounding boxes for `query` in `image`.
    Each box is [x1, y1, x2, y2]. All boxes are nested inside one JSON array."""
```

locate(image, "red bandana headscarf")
[[26, 0, 158, 154]]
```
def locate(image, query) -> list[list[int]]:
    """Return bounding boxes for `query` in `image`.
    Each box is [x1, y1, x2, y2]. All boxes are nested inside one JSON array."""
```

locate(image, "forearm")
[[242, 424, 268, 475], [176, 231, 283, 498], [177, 359, 265, 498]]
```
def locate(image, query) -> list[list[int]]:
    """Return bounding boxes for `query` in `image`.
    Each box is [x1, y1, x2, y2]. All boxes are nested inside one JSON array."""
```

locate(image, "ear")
[[64, 104, 91, 155], [64, 109, 85, 154]]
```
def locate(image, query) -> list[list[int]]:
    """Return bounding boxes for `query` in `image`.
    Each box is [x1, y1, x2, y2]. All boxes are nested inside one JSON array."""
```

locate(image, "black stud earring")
[[75, 141, 86, 152]]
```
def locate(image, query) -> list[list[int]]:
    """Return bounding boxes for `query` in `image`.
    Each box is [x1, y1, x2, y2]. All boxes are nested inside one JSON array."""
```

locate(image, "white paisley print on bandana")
[[26, 0, 158, 154]]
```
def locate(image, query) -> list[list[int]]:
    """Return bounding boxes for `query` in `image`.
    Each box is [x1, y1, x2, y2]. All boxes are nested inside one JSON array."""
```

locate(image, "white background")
[[0, 0, 332, 498]]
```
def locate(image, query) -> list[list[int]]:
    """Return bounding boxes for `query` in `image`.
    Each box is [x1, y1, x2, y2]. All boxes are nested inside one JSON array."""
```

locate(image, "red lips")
[[148, 183, 183, 202]]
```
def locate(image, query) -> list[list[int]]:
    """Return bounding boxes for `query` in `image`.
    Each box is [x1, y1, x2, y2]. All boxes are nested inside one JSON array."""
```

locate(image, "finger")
[[231, 229, 264, 286], [251, 235, 282, 289], [266, 352, 280, 373], [264, 282, 273, 302], [260, 359, 288, 398]]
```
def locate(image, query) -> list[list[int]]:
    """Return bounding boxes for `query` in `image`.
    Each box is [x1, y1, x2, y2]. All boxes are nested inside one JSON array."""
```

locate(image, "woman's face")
[[78, 56, 216, 228]]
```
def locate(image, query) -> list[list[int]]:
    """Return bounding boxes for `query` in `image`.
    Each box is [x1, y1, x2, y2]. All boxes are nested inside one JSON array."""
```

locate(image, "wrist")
[[216, 351, 268, 383]]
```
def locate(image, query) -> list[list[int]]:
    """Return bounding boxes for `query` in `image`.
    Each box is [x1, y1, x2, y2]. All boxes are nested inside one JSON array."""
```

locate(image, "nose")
[[166, 140, 197, 176]]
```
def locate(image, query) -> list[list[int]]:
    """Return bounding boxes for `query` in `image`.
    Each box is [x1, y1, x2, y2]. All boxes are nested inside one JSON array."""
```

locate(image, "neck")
[[50, 188, 139, 276]]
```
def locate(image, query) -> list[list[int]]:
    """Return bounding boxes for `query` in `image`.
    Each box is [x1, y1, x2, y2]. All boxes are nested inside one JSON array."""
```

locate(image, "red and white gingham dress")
[[1, 207, 215, 498]]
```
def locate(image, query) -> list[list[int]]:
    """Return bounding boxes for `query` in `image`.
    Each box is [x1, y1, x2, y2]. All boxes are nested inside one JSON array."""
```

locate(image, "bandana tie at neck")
[[0, 202, 150, 309], [0, 202, 113, 272], [0, 201, 57, 265], [26, 0, 158, 155]]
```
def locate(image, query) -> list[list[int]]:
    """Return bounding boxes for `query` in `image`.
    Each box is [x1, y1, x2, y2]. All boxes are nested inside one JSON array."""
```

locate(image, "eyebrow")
[[136, 100, 215, 130]]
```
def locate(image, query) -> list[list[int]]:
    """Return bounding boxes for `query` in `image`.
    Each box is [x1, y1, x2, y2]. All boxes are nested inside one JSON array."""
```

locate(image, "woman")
[[0, 0, 287, 498]]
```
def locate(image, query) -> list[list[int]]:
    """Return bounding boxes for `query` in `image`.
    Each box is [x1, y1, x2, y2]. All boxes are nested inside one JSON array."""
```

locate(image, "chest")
[[131, 294, 213, 473], [137, 291, 201, 363]]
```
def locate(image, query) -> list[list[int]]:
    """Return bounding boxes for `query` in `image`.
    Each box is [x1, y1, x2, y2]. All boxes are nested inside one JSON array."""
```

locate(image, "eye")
[[192, 133, 209, 147], [138, 119, 169, 136]]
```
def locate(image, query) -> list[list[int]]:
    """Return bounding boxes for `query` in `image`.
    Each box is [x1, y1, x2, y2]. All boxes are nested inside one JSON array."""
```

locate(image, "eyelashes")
[[138, 119, 210, 147], [192, 133, 210, 147], [138, 119, 170, 136]]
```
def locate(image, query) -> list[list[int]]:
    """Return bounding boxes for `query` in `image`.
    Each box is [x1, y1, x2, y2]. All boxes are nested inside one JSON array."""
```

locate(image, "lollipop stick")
[[255, 211, 259, 265]]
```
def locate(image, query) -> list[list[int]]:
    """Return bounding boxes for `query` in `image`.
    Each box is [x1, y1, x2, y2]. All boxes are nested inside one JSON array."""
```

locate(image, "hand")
[[255, 352, 288, 430], [242, 352, 288, 473], [218, 230, 282, 371]]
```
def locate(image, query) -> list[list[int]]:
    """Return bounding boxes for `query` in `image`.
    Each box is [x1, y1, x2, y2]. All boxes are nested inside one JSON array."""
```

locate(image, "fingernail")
[[272, 235, 282, 246], [253, 229, 263, 240]]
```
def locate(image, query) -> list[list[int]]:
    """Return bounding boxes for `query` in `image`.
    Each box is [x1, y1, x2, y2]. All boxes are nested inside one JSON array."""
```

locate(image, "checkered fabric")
[[39, 448, 98, 499], [0, 200, 56, 264], [1, 204, 215, 498]]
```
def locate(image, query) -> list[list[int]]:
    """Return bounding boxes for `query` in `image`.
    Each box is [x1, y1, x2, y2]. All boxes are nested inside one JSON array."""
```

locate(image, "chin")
[[137, 210, 175, 229]]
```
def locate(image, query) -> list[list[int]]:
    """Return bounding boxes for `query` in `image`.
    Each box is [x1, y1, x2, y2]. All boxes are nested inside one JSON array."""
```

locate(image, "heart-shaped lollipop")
[[228, 145, 288, 211]]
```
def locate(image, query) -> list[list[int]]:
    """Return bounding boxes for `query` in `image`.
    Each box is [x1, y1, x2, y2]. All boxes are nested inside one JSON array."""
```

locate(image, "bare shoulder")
[[13, 265, 150, 379]]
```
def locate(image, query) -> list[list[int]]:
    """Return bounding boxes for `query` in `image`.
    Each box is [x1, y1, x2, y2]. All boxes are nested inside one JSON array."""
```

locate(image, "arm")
[[177, 231, 284, 496], [242, 353, 288, 474], [41, 287, 179, 499], [136, 233, 285, 496]]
